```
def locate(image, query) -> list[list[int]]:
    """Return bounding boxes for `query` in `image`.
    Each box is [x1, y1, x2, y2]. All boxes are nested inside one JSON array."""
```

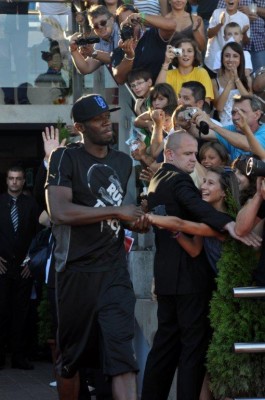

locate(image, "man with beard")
[[46, 94, 144, 400]]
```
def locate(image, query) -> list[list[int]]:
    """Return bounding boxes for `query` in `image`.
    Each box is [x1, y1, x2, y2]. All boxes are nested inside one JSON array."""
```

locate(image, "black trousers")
[[141, 293, 211, 400], [0, 270, 33, 358]]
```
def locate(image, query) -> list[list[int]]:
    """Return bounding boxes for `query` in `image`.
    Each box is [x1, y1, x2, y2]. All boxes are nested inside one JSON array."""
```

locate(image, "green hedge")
[[207, 237, 265, 398]]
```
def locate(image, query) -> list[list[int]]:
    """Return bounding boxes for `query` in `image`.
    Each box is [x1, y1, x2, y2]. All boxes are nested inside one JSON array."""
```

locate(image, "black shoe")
[[4, 99, 15, 105], [18, 98, 31, 105], [12, 357, 34, 370]]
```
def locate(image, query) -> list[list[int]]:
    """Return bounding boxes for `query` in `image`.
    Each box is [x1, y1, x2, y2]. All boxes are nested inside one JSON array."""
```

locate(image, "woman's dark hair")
[[207, 166, 241, 210], [169, 38, 202, 68], [149, 83, 178, 109], [221, 42, 249, 91]]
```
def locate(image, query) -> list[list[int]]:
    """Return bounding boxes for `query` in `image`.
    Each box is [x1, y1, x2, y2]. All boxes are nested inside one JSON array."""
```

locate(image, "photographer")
[[112, 4, 177, 84], [156, 38, 214, 104], [70, 5, 120, 74], [192, 95, 265, 161]]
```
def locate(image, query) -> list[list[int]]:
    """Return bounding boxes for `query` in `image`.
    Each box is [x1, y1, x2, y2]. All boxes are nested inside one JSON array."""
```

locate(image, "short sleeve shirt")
[[46, 145, 132, 272], [166, 67, 214, 100], [215, 124, 265, 161]]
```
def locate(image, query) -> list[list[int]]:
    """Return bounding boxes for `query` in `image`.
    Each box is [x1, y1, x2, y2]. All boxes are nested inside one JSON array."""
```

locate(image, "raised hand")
[[42, 126, 67, 161], [232, 107, 249, 132], [139, 167, 155, 183], [219, 11, 226, 26], [225, 221, 262, 247]]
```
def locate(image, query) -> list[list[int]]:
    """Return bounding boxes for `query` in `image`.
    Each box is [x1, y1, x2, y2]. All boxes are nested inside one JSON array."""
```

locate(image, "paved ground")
[[0, 360, 58, 400]]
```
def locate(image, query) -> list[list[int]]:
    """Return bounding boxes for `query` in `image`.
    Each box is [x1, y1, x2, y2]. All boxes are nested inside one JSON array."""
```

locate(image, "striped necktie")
[[10, 197, 18, 232]]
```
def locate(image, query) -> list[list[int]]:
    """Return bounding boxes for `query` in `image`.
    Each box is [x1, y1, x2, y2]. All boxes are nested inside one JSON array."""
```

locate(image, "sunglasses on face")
[[92, 18, 110, 30]]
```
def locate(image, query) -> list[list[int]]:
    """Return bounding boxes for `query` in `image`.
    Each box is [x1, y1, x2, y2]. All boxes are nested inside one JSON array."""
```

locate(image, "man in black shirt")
[[0, 166, 38, 369], [46, 94, 143, 400]]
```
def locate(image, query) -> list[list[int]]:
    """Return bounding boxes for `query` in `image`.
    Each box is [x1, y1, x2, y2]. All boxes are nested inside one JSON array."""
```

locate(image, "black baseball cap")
[[71, 94, 120, 122]]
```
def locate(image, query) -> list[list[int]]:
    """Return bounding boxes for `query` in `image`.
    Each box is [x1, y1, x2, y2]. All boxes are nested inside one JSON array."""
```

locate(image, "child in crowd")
[[212, 41, 252, 126], [213, 22, 252, 76], [199, 142, 230, 169], [156, 38, 214, 104], [127, 68, 153, 115], [204, 0, 250, 74], [134, 82, 177, 133], [131, 104, 176, 167]]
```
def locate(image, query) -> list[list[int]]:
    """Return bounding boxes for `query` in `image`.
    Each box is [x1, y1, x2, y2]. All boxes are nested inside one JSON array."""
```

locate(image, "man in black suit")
[[0, 166, 38, 369], [141, 131, 247, 400]]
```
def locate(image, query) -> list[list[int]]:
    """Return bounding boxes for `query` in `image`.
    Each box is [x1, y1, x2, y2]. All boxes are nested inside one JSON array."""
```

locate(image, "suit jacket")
[[148, 163, 232, 295], [0, 192, 39, 271]]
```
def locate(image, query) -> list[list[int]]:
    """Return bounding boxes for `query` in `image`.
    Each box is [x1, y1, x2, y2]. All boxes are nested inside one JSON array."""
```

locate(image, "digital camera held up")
[[172, 47, 182, 57], [183, 107, 197, 121], [120, 24, 134, 41], [75, 36, 100, 46], [183, 107, 209, 135]]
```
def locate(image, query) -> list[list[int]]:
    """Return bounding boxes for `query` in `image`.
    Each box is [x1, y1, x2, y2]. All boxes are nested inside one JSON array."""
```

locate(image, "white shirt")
[[204, 9, 250, 72]]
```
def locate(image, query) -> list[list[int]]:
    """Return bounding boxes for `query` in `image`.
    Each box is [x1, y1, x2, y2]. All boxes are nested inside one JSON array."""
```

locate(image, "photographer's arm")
[[156, 45, 174, 84], [126, 13, 177, 38], [194, 111, 253, 151], [112, 39, 135, 85], [71, 48, 101, 74]]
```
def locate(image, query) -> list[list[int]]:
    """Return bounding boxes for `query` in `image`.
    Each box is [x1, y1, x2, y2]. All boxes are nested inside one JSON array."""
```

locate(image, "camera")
[[183, 107, 209, 135], [183, 107, 197, 120], [172, 47, 182, 57], [75, 36, 100, 46], [246, 157, 265, 177], [120, 24, 134, 41]]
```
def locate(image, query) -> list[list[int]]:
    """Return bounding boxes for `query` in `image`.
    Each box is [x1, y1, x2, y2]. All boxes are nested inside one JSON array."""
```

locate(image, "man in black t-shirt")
[[45, 94, 144, 400]]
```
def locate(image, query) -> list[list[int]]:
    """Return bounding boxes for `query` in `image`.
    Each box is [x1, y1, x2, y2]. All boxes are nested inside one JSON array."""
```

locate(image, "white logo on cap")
[[95, 96, 107, 109]]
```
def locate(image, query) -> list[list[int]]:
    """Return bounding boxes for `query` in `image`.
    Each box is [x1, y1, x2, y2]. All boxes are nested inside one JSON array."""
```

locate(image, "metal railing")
[[232, 286, 265, 400], [233, 287, 265, 298]]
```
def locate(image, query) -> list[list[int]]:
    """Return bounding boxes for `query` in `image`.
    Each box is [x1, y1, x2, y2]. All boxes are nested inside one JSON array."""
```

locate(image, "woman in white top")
[[212, 42, 252, 126]]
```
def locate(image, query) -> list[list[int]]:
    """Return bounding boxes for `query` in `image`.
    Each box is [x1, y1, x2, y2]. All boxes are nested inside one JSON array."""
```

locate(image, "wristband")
[[124, 54, 135, 61], [140, 12, 146, 23]]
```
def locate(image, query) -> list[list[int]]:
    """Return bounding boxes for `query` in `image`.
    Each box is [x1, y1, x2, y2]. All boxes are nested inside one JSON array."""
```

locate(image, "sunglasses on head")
[[92, 18, 109, 30]]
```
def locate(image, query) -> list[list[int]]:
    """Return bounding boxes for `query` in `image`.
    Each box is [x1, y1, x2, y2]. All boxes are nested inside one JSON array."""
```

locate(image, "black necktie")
[[11, 197, 18, 232]]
